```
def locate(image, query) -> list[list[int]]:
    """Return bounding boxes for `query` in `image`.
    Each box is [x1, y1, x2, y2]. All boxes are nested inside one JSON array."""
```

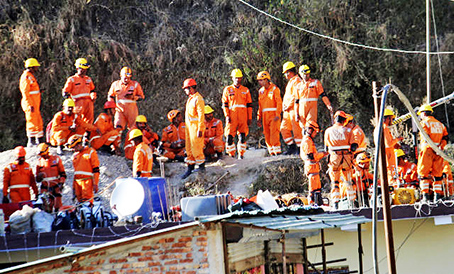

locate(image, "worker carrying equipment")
[[161, 110, 186, 162], [107, 66, 145, 131], [89, 100, 121, 154], [124, 115, 159, 160], [36, 143, 67, 212], [182, 78, 206, 179], [129, 129, 153, 177], [281, 61, 302, 155], [204, 105, 225, 161], [62, 58, 96, 124], [256, 71, 282, 156], [2, 146, 38, 204], [222, 69, 252, 159], [20, 57, 44, 147]]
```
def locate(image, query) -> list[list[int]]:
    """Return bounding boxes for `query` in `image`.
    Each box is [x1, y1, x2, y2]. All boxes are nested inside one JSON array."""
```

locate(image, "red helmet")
[[182, 78, 197, 89], [167, 110, 180, 121], [104, 100, 116, 109], [334, 110, 347, 119], [15, 146, 26, 157]]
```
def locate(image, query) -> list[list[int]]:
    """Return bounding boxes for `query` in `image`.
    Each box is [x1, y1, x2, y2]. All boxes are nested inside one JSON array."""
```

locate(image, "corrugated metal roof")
[[199, 206, 370, 231]]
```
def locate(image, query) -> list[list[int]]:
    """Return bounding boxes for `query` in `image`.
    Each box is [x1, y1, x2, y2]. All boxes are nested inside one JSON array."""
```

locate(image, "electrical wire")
[[238, 0, 454, 55]]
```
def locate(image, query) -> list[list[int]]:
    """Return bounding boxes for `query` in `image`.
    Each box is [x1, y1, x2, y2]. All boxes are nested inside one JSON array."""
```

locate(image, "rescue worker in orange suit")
[[442, 160, 453, 197], [129, 129, 153, 177], [161, 110, 186, 162], [124, 115, 159, 160], [68, 135, 100, 203], [107, 66, 145, 131], [417, 104, 449, 203], [256, 71, 282, 156], [89, 101, 121, 155], [222, 69, 252, 159], [295, 65, 333, 131], [324, 111, 357, 209], [345, 114, 367, 156], [280, 62, 303, 155], [20, 58, 44, 147], [181, 78, 205, 179], [395, 149, 418, 188], [204, 105, 224, 161], [35, 143, 66, 212], [50, 99, 98, 155], [300, 121, 328, 206], [2, 146, 38, 204], [62, 58, 96, 124], [350, 152, 374, 207]]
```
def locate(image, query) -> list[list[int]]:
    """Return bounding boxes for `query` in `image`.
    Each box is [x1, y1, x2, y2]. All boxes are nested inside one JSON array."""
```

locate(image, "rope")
[[238, 0, 454, 55]]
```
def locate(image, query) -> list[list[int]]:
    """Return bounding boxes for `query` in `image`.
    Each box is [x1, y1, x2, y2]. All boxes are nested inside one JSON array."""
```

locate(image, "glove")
[[2, 196, 9, 204], [63, 92, 70, 99], [90, 92, 97, 100]]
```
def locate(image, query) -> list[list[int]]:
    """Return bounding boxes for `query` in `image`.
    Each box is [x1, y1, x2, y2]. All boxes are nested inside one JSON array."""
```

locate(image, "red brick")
[[178, 237, 192, 242], [90, 259, 105, 265], [148, 261, 161, 267], [164, 259, 179, 265], [166, 272, 180, 274], [129, 252, 143, 257], [158, 237, 175, 243], [142, 245, 152, 251], [109, 258, 127, 263], [172, 242, 190, 248], [196, 237, 207, 242], [186, 253, 193, 258], [184, 271, 197, 274], [198, 248, 206, 252], [196, 241, 207, 246], [192, 231, 207, 236], [109, 271, 117, 274], [179, 259, 193, 263]]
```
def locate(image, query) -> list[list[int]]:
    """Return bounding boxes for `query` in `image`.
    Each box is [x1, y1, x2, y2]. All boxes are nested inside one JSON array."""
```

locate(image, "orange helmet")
[[305, 121, 320, 133], [256, 71, 271, 80], [356, 152, 371, 164], [67, 135, 82, 149], [167, 110, 180, 121], [334, 110, 347, 119], [120, 66, 132, 77], [344, 114, 354, 125], [104, 100, 116, 109], [37, 143, 49, 156], [182, 78, 197, 89], [15, 146, 26, 157]]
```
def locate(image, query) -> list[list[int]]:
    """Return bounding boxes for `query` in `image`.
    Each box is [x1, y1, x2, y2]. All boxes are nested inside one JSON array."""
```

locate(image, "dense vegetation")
[[1, 0, 454, 151]]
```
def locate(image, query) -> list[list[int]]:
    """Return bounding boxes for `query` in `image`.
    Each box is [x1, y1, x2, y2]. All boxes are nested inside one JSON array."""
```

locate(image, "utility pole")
[[426, 0, 431, 103]]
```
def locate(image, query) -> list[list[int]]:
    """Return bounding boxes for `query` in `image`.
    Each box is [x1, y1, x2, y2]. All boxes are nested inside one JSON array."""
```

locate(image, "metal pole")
[[426, 0, 431, 103], [372, 82, 380, 274]]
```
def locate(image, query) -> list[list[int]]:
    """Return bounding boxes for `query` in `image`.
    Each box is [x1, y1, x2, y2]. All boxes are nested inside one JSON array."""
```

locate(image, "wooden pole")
[[357, 224, 364, 274], [302, 238, 309, 274], [321, 229, 327, 274], [281, 232, 287, 274]]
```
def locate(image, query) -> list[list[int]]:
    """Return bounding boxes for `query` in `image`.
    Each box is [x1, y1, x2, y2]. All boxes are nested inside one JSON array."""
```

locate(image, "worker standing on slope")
[[281, 61, 303, 155], [256, 71, 282, 156], [35, 143, 67, 212], [62, 58, 96, 124], [222, 69, 252, 159], [417, 104, 449, 203], [124, 115, 159, 160], [204, 105, 224, 161], [20, 58, 44, 147], [107, 66, 145, 131], [181, 78, 205, 179], [300, 121, 328, 206], [161, 110, 186, 162], [295, 64, 333, 131], [89, 101, 121, 155], [324, 111, 357, 209], [129, 129, 153, 177], [2, 146, 38, 204], [68, 135, 99, 203]]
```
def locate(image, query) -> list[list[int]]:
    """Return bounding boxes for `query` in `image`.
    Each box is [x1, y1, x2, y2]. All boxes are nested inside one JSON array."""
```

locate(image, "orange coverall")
[[352, 124, 367, 153], [3, 161, 38, 203], [280, 75, 302, 146], [133, 142, 153, 177], [325, 123, 355, 203], [108, 80, 144, 130], [222, 84, 252, 157], [124, 125, 159, 160], [72, 146, 99, 203], [50, 111, 97, 146], [442, 160, 453, 196], [89, 112, 121, 150], [295, 77, 328, 127], [20, 70, 43, 138], [257, 82, 282, 155], [301, 134, 325, 196], [204, 118, 224, 156], [185, 92, 205, 165], [397, 160, 418, 188], [62, 74, 96, 124], [161, 122, 186, 160], [382, 124, 399, 183], [417, 115, 448, 195], [342, 166, 374, 205], [36, 155, 66, 210]]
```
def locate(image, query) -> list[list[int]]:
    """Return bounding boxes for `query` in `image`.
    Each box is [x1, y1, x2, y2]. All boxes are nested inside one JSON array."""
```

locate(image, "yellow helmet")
[[63, 99, 75, 108], [129, 129, 143, 141], [231, 69, 243, 78], [67, 135, 82, 149], [167, 110, 180, 121], [256, 71, 271, 80], [383, 108, 395, 117], [344, 114, 354, 125], [204, 105, 214, 114], [120, 66, 132, 77], [74, 58, 90, 69], [418, 104, 433, 115], [299, 64, 310, 75], [395, 149, 405, 158], [356, 152, 371, 164], [282, 61, 296, 73], [37, 143, 49, 156], [135, 115, 147, 123], [24, 58, 40, 68]]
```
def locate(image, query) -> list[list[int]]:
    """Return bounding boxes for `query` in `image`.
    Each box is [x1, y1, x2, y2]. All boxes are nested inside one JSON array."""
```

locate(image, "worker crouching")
[[204, 105, 224, 161], [161, 110, 186, 162]]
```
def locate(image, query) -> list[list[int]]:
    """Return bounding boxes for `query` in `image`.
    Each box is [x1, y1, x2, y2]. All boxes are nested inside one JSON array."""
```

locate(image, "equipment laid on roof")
[[181, 194, 231, 221]]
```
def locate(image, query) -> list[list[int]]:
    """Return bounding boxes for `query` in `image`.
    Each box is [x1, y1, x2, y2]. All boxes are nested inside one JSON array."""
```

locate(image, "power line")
[[238, 0, 454, 55]]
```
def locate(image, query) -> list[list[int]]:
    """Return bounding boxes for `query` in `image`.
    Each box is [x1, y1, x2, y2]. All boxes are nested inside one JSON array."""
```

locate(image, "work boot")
[[434, 193, 443, 203], [216, 152, 223, 160], [27, 137, 34, 148], [284, 144, 296, 155], [314, 192, 323, 206], [421, 193, 430, 203], [181, 164, 195, 179], [196, 162, 206, 173], [174, 155, 185, 162], [238, 154, 244, 160]]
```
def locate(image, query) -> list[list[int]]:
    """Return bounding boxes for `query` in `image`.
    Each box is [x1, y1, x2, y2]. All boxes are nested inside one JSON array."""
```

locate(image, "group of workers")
[[2, 56, 452, 211]]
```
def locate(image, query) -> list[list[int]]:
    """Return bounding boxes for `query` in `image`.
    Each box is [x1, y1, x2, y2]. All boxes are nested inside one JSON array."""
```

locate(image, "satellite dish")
[[110, 178, 145, 217]]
